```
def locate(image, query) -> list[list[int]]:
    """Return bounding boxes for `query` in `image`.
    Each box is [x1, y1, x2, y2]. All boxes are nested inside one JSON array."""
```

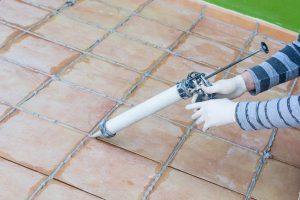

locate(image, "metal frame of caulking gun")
[[92, 42, 269, 138]]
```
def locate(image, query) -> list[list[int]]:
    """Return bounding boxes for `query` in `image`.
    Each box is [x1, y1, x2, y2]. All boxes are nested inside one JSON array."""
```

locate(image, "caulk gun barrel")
[[91, 86, 181, 138]]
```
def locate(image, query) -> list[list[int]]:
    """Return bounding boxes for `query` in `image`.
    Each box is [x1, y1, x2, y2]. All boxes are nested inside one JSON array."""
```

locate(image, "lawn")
[[204, 0, 300, 32]]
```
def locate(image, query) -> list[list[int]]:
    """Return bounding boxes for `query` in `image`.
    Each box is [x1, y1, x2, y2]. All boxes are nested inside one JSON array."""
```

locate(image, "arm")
[[236, 35, 300, 130]]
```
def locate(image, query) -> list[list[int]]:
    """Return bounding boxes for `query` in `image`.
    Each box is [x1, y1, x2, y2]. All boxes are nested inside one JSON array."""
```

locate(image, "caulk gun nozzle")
[[90, 131, 101, 138]]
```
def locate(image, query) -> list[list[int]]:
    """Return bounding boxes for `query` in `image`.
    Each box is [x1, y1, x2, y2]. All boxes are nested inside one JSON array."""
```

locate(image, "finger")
[[202, 122, 212, 132], [185, 102, 204, 110], [196, 116, 205, 124], [201, 82, 222, 94], [192, 109, 205, 120]]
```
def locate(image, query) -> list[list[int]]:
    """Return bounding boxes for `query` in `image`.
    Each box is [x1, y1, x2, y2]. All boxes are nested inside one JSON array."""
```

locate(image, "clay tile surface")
[[0, 0, 50, 28], [62, 0, 131, 29], [92, 33, 164, 72], [55, 139, 158, 200], [34, 15, 107, 50], [173, 34, 239, 67], [0, 0, 299, 199], [0, 24, 20, 46], [22, 81, 116, 132], [0, 35, 79, 74], [118, 16, 184, 48], [0, 59, 48, 105]]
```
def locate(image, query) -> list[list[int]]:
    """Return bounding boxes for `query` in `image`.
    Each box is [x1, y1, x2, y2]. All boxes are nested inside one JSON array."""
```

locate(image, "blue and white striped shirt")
[[236, 34, 300, 130]]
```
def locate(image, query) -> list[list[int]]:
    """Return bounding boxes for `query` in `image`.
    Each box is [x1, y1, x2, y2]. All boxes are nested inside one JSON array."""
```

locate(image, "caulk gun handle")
[[195, 76, 215, 102]]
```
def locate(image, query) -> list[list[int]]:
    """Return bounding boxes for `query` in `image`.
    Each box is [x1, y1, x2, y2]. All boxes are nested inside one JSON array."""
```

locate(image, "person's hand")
[[186, 98, 237, 131], [192, 72, 251, 103]]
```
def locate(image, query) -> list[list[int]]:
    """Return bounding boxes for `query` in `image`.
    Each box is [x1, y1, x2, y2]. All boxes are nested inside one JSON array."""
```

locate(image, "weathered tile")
[[56, 139, 158, 200], [0, 112, 84, 174], [92, 33, 164, 71], [61, 56, 140, 99], [150, 168, 244, 200], [174, 35, 239, 67], [292, 78, 300, 95], [0, 59, 48, 105], [103, 105, 186, 162], [30, 0, 66, 9], [203, 125, 272, 152], [127, 77, 193, 126], [193, 17, 251, 48], [249, 34, 285, 58], [99, 0, 147, 11], [258, 22, 298, 43], [152, 55, 225, 83], [233, 54, 266, 74], [172, 131, 260, 194], [205, 5, 257, 31], [140, 0, 199, 30], [0, 35, 79, 74], [0, 0, 49, 28], [22, 81, 116, 131], [35, 15, 106, 50], [252, 159, 300, 200], [271, 128, 300, 168], [62, 0, 130, 29], [118, 16, 183, 48], [0, 103, 10, 117], [0, 158, 45, 200], [0, 24, 20, 46], [36, 180, 102, 200]]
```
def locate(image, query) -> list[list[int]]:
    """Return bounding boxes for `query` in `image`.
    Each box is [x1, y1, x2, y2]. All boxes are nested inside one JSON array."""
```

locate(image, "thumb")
[[202, 121, 212, 132], [201, 83, 221, 94]]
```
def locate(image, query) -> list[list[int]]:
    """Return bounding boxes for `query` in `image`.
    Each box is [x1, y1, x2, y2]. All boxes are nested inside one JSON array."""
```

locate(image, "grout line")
[[0, 0, 76, 49], [25, 1, 156, 199], [244, 77, 297, 200], [142, 124, 195, 199]]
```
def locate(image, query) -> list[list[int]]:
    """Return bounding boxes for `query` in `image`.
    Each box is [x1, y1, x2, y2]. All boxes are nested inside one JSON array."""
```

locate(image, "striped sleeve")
[[248, 34, 300, 95], [235, 35, 300, 130], [235, 96, 300, 130]]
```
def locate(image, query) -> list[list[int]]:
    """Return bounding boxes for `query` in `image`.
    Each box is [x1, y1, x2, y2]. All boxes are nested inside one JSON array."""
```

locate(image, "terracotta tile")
[[0, 158, 45, 200], [204, 124, 272, 152], [205, 5, 257, 31], [0, 24, 20, 46], [140, 0, 199, 30], [56, 139, 158, 200], [36, 180, 102, 200], [233, 54, 266, 74], [127, 77, 193, 126], [0, 59, 48, 105], [152, 55, 225, 83], [174, 35, 239, 67], [252, 159, 300, 200], [30, 0, 66, 9], [249, 34, 285, 58], [0, 103, 10, 117], [0, 35, 79, 74], [62, 0, 130, 29], [292, 78, 300, 95], [193, 17, 252, 49], [0, 112, 84, 174], [118, 16, 183, 48], [99, 0, 147, 11], [150, 168, 244, 200], [35, 15, 106, 50], [0, 0, 49, 28], [92, 33, 164, 71], [61, 56, 140, 99], [271, 128, 300, 168], [103, 105, 186, 162], [171, 131, 260, 194], [258, 22, 298, 43], [22, 81, 116, 132]]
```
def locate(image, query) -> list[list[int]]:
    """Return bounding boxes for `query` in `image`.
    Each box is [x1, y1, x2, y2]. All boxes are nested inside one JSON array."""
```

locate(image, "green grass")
[[204, 0, 300, 33]]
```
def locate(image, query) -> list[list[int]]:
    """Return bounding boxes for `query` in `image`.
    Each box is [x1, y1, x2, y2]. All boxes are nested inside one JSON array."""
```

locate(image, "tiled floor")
[[0, 0, 299, 200]]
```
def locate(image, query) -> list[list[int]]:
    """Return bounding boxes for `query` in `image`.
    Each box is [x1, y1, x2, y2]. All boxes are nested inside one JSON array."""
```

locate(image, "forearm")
[[246, 35, 300, 95], [235, 95, 300, 130]]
